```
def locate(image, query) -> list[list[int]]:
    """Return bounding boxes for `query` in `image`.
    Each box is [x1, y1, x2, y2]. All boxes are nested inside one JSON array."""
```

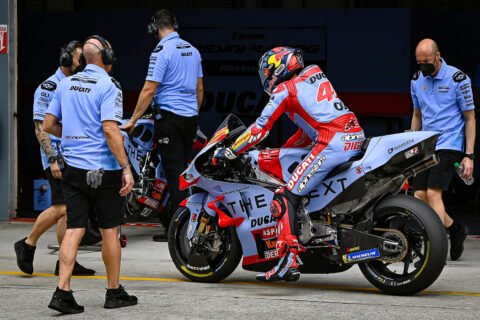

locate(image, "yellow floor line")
[[1, 270, 479, 297]]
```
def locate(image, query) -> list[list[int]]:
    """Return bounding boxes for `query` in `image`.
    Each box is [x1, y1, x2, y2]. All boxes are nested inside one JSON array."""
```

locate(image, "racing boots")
[[256, 188, 303, 282], [256, 235, 303, 282]]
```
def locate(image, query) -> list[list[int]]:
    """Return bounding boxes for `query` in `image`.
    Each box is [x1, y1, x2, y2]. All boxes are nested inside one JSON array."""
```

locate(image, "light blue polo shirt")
[[33, 68, 65, 170], [146, 32, 203, 117], [411, 59, 475, 152], [47, 64, 123, 171]]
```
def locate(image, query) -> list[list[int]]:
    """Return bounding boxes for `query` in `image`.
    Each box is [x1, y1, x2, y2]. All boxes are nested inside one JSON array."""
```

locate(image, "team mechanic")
[[121, 9, 204, 240], [14, 40, 95, 276], [411, 38, 475, 261], [214, 47, 365, 282], [44, 35, 136, 314]]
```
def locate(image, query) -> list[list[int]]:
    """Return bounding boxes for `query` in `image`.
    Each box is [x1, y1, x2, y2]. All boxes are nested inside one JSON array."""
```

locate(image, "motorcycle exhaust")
[[410, 154, 439, 177]]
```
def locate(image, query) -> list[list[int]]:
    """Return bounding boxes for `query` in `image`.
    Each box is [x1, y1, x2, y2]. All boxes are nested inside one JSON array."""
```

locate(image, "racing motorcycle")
[[121, 116, 207, 222], [168, 114, 448, 295]]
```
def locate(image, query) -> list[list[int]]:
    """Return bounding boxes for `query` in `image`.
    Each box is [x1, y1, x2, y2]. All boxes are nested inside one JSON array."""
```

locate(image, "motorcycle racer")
[[214, 47, 365, 282]]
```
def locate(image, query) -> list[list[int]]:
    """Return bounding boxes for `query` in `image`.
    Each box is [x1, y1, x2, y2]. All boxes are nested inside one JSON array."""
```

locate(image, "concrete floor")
[[1, 222, 479, 320]]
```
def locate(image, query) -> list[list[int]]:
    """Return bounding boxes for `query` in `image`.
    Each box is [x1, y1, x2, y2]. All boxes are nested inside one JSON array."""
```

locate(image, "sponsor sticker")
[[208, 127, 229, 145], [297, 155, 326, 192], [252, 226, 280, 261], [231, 131, 251, 150], [342, 248, 380, 263], [388, 139, 414, 154], [341, 133, 365, 141], [404, 146, 419, 159], [264, 249, 279, 259], [344, 141, 363, 151], [344, 117, 360, 131], [287, 153, 316, 190]]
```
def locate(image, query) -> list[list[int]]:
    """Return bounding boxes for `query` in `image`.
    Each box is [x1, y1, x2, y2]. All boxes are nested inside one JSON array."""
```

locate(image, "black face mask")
[[418, 55, 438, 77], [419, 63, 436, 77]]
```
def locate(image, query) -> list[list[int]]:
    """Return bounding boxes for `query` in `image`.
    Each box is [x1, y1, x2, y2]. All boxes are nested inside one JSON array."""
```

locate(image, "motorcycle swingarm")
[[335, 226, 401, 264]]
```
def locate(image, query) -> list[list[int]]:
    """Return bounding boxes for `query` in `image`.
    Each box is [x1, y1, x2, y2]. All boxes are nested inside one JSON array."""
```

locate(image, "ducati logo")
[[287, 154, 315, 191], [297, 156, 326, 192]]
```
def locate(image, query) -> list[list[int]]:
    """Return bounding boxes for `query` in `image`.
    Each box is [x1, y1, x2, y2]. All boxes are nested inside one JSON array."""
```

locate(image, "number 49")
[[316, 81, 337, 103]]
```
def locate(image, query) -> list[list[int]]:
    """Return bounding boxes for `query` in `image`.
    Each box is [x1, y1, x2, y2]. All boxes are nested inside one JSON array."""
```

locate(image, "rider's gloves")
[[213, 147, 237, 165]]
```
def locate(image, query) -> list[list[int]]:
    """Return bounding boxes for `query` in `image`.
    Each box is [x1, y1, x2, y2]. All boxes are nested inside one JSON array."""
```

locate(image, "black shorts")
[[414, 150, 463, 192], [45, 168, 66, 205], [62, 164, 126, 229]]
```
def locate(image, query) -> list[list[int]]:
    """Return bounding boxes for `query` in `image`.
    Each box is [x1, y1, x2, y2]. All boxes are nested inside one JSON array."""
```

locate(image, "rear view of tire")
[[168, 207, 242, 283], [359, 194, 448, 295]]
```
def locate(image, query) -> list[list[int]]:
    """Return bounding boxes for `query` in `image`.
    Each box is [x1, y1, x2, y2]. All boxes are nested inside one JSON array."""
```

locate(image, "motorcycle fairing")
[[359, 131, 437, 174], [181, 192, 217, 240], [249, 148, 311, 184], [304, 131, 439, 212], [121, 119, 154, 176], [179, 113, 440, 270], [182, 177, 279, 265]]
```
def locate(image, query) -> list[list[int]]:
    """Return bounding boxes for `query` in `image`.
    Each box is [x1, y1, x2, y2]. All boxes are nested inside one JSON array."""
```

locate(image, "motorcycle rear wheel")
[[168, 207, 242, 283], [359, 195, 448, 295]]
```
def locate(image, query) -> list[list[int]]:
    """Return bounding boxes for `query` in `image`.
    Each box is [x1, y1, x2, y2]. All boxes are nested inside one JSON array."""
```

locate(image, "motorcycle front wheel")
[[359, 194, 448, 295], [168, 207, 242, 283]]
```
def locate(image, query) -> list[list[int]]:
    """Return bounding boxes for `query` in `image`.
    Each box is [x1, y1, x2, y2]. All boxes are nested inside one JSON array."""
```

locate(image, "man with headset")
[[44, 35, 136, 314], [121, 9, 204, 240], [14, 40, 95, 276]]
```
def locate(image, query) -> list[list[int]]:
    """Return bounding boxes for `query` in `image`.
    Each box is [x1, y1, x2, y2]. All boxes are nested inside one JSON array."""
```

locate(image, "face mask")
[[419, 63, 435, 77], [418, 55, 437, 77]]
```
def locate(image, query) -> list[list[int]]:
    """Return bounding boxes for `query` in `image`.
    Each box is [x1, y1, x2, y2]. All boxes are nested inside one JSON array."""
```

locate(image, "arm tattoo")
[[34, 121, 55, 157]]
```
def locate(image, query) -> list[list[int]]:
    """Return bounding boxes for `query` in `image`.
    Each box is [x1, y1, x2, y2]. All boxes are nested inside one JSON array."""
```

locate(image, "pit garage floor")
[[1, 222, 479, 320]]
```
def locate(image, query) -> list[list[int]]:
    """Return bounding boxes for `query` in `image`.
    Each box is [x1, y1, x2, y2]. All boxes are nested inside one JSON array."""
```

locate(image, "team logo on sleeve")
[[153, 45, 163, 53], [111, 77, 122, 89], [453, 71, 467, 83], [41, 80, 57, 91]]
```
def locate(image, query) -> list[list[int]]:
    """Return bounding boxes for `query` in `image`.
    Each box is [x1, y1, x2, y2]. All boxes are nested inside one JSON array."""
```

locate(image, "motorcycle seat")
[[324, 137, 371, 179]]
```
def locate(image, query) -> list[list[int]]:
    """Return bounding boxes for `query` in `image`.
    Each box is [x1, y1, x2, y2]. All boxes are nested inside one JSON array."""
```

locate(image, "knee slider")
[[270, 193, 287, 219], [270, 188, 300, 219]]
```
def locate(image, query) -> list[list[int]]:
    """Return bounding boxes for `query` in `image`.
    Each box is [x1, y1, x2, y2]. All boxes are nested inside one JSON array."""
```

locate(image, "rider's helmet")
[[258, 47, 304, 95]]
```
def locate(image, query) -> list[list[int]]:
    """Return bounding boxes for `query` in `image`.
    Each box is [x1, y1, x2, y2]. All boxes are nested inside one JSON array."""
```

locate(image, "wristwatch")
[[464, 153, 475, 160], [48, 155, 57, 164]]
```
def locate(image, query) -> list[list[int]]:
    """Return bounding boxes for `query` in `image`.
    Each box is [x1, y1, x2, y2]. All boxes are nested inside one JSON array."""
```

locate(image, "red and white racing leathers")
[[231, 64, 365, 196]]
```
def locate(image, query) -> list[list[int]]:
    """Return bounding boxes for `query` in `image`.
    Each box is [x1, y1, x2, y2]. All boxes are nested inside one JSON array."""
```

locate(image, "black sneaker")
[[104, 285, 138, 309], [14, 237, 36, 275], [449, 222, 469, 261], [48, 287, 84, 314], [54, 260, 96, 276]]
